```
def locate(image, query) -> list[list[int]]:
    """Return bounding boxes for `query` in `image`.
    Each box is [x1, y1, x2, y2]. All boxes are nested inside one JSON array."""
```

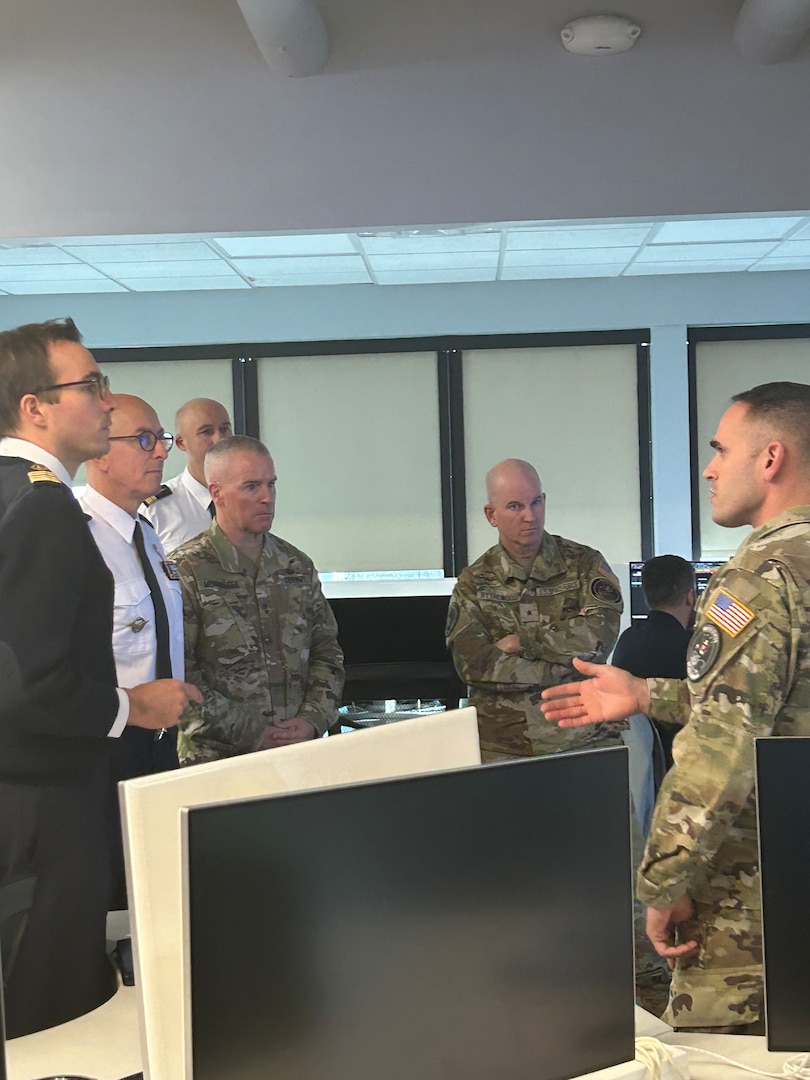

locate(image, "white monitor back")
[[120, 707, 480, 1080]]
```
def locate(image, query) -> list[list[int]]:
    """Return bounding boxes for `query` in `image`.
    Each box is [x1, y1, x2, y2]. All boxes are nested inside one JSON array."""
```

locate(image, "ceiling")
[[2, 0, 810, 299], [2, 212, 810, 295]]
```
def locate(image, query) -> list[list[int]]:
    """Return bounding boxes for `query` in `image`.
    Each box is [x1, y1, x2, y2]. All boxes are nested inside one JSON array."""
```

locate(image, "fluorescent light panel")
[[636, 241, 775, 262], [93, 260, 237, 278], [0, 280, 128, 294], [501, 264, 623, 279], [376, 269, 495, 284], [368, 252, 497, 271], [503, 247, 636, 267], [119, 277, 250, 291], [360, 233, 500, 255], [214, 235, 356, 258], [64, 242, 216, 262], [506, 226, 653, 250], [0, 247, 78, 266], [653, 217, 804, 243], [234, 255, 366, 276]]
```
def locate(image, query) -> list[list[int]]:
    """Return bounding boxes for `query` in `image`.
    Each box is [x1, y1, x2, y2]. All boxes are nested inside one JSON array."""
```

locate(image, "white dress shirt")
[[140, 466, 212, 555], [80, 486, 184, 687], [0, 438, 130, 734]]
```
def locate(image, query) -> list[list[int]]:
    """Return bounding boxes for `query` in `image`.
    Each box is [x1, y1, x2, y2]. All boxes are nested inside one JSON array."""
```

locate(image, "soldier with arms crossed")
[[446, 458, 624, 761], [173, 436, 344, 764], [542, 382, 810, 1033]]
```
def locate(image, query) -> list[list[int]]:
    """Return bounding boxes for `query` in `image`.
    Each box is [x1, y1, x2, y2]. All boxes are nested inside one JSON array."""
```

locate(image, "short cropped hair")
[[733, 381, 810, 463], [0, 317, 84, 437], [204, 435, 270, 479], [641, 555, 695, 610]]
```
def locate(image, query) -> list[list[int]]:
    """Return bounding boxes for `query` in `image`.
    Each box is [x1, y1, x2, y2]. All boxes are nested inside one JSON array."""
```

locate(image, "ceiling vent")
[[560, 15, 642, 55]]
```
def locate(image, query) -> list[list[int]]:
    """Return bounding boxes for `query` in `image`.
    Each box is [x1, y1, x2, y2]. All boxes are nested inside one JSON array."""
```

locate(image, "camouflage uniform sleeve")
[[637, 565, 794, 907], [447, 552, 622, 690], [177, 559, 266, 759], [647, 676, 691, 727], [296, 573, 344, 736], [517, 549, 622, 666]]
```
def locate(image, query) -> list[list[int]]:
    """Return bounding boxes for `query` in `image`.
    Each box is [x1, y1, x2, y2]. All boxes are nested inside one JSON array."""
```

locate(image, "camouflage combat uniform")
[[446, 533, 624, 757], [638, 506, 810, 1029], [173, 523, 344, 764]]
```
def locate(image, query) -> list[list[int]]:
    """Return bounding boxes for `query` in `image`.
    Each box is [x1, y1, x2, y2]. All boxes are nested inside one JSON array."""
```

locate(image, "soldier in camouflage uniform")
[[540, 382, 810, 1033], [446, 458, 624, 760], [172, 436, 344, 764]]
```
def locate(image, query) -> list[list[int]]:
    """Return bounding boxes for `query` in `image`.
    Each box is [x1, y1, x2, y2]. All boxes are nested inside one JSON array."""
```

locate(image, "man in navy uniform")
[[0, 318, 199, 1036]]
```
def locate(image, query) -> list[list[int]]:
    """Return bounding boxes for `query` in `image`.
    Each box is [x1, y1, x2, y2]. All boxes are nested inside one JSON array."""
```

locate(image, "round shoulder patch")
[[687, 623, 721, 682], [590, 577, 621, 605], [445, 599, 459, 637]]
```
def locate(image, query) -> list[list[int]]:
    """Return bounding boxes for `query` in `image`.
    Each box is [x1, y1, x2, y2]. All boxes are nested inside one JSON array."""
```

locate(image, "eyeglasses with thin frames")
[[108, 431, 175, 453], [33, 373, 111, 399]]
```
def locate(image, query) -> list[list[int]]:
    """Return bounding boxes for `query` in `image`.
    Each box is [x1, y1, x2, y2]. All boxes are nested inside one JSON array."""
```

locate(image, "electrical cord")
[[635, 1035, 810, 1080]]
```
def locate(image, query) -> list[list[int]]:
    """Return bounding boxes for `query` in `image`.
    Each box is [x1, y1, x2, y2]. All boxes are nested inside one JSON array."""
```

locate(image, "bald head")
[[174, 398, 232, 484], [485, 459, 542, 502], [87, 393, 169, 515], [484, 459, 546, 565]]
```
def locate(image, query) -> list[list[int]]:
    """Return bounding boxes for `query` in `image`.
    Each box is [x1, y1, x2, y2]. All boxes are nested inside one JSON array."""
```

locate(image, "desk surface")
[[7, 997, 804, 1080], [6, 983, 141, 1080]]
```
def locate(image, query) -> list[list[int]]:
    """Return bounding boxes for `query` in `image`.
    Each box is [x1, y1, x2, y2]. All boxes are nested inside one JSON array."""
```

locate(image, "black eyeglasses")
[[108, 431, 174, 453], [33, 373, 111, 399]]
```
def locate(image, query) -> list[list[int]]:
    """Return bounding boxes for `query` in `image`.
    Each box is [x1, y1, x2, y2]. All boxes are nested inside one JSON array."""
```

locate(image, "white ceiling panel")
[[359, 233, 500, 255], [0, 280, 128, 294], [92, 260, 238, 279], [625, 260, 757, 276], [368, 252, 497, 271], [503, 247, 636, 267], [506, 226, 653, 250], [234, 255, 366, 276], [636, 241, 775, 263], [767, 239, 810, 258], [64, 242, 216, 263], [0, 247, 79, 266], [249, 271, 371, 286], [118, 277, 250, 291], [653, 218, 804, 244], [214, 235, 356, 258], [749, 258, 810, 272], [0, 263, 109, 282], [501, 264, 623, 279], [376, 269, 495, 284]]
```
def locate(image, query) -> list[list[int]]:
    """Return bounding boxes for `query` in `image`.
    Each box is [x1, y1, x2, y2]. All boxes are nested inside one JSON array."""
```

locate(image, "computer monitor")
[[628, 560, 724, 621], [0, 949, 6, 1080], [756, 736, 810, 1051], [184, 748, 635, 1080]]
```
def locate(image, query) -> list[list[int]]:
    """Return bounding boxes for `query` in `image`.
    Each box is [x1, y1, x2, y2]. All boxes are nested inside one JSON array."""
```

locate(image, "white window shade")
[[463, 345, 641, 565], [695, 338, 810, 559], [257, 353, 443, 574]]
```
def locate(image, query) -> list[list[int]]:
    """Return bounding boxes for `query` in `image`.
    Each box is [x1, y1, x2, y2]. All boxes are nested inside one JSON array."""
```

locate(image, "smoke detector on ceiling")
[[561, 15, 642, 55]]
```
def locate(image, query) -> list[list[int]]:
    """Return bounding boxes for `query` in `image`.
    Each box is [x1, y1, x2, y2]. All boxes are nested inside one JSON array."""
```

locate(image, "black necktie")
[[133, 521, 173, 680], [208, 500, 216, 518]]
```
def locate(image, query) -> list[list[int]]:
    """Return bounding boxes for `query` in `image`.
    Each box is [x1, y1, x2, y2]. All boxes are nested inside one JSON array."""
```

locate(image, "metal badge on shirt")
[[687, 623, 721, 681]]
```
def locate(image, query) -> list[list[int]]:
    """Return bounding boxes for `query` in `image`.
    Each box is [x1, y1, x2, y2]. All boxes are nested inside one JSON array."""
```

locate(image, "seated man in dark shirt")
[[613, 555, 695, 770]]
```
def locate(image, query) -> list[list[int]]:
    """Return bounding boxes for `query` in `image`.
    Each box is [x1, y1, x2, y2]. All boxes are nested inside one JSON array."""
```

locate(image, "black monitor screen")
[[328, 595, 452, 666], [756, 737, 810, 1051], [187, 749, 635, 1080], [629, 560, 724, 621]]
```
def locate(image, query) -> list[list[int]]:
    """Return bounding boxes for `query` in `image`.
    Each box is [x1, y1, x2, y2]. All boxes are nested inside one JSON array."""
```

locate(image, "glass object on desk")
[[339, 699, 446, 728]]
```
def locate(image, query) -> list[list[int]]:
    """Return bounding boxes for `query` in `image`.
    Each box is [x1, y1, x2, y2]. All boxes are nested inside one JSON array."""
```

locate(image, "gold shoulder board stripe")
[[27, 464, 61, 485]]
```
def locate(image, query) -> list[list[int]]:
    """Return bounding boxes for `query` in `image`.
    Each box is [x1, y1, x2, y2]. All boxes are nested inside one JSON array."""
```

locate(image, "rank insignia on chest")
[[161, 559, 181, 581], [705, 588, 754, 637], [687, 623, 721, 681], [519, 602, 539, 624]]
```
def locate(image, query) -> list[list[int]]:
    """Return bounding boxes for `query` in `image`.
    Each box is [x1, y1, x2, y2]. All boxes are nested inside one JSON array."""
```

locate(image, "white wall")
[[1, 0, 809, 239]]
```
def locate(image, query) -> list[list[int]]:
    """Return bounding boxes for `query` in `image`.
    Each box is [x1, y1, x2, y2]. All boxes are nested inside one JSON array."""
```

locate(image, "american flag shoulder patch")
[[705, 588, 755, 637]]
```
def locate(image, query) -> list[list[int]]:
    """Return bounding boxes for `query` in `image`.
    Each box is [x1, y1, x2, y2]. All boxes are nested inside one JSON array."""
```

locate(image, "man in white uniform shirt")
[[141, 397, 232, 553], [81, 394, 185, 910]]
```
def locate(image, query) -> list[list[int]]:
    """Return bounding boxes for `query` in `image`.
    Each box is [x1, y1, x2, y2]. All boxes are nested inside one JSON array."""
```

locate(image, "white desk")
[[7, 999, 804, 1080], [6, 983, 141, 1080]]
